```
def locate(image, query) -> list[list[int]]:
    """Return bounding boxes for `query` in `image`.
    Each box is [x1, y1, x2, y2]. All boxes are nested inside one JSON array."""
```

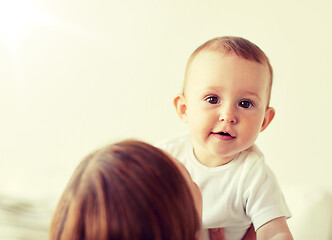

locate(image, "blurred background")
[[0, 0, 331, 239]]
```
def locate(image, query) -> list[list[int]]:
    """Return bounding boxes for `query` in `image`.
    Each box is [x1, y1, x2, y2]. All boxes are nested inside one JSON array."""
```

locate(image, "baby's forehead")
[[183, 50, 272, 100], [185, 50, 269, 83]]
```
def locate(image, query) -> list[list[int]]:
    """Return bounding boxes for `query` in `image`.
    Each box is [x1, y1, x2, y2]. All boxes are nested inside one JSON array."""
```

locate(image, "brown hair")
[[50, 140, 200, 240], [183, 36, 273, 105]]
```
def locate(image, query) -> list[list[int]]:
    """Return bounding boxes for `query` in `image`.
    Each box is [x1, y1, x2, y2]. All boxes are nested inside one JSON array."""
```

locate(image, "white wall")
[[0, 0, 331, 202]]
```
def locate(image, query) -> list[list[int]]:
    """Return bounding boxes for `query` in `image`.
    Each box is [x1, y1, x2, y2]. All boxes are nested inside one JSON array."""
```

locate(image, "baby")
[[157, 36, 293, 240]]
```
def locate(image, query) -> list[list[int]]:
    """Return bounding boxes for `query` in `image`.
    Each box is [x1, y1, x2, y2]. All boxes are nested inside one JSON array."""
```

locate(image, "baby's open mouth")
[[217, 132, 232, 137], [213, 131, 236, 139]]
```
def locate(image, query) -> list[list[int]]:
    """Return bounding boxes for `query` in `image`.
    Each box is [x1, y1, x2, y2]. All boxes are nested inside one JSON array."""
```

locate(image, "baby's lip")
[[213, 131, 236, 138]]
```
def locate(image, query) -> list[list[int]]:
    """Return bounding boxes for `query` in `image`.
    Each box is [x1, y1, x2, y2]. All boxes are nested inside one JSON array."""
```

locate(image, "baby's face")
[[180, 51, 274, 166]]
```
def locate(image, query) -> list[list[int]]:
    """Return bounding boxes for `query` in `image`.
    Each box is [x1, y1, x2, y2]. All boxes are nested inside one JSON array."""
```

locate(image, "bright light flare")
[[0, 1, 57, 53]]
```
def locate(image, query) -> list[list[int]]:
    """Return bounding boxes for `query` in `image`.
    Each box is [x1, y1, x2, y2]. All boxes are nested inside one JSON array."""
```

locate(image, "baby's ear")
[[260, 107, 275, 132], [174, 94, 188, 122]]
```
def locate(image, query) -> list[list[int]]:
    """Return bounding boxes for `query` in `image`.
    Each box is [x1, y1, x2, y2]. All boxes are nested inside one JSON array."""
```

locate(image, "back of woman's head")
[[50, 140, 200, 240]]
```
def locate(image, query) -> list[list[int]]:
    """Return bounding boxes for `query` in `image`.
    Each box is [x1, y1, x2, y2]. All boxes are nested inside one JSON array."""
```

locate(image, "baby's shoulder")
[[240, 145, 266, 169], [155, 132, 192, 156], [246, 145, 264, 160]]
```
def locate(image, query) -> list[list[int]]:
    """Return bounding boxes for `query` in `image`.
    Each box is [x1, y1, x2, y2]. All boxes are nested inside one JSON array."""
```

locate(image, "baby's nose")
[[218, 108, 237, 124]]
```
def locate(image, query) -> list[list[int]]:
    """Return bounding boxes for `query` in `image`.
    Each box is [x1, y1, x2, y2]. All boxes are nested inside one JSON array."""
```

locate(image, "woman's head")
[[50, 140, 201, 240]]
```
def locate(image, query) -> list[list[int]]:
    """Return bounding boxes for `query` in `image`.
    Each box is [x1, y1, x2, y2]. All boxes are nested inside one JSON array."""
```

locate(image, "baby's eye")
[[238, 100, 254, 109], [205, 96, 220, 104]]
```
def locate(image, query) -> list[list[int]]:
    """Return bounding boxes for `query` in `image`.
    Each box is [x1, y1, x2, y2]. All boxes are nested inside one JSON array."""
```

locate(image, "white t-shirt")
[[157, 132, 291, 240]]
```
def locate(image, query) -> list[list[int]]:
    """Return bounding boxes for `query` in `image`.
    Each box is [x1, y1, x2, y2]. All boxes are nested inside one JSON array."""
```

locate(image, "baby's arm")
[[242, 224, 256, 240], [256, 217, 293, 240], [209, 228, 225, 240], [208, 224, 257, 240]]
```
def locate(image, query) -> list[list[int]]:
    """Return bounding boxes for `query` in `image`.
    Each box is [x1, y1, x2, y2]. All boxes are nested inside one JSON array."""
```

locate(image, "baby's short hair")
[[183, 36, 273, 105]]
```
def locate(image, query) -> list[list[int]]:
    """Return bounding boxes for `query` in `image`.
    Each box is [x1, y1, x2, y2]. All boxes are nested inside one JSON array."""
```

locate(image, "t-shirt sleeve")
[[243, 153, 291, 231]]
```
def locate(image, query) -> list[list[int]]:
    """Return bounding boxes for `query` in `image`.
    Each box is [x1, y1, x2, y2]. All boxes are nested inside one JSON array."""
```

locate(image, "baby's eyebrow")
[[195, 87, 223, 95], [244, 91, 261, 100]]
